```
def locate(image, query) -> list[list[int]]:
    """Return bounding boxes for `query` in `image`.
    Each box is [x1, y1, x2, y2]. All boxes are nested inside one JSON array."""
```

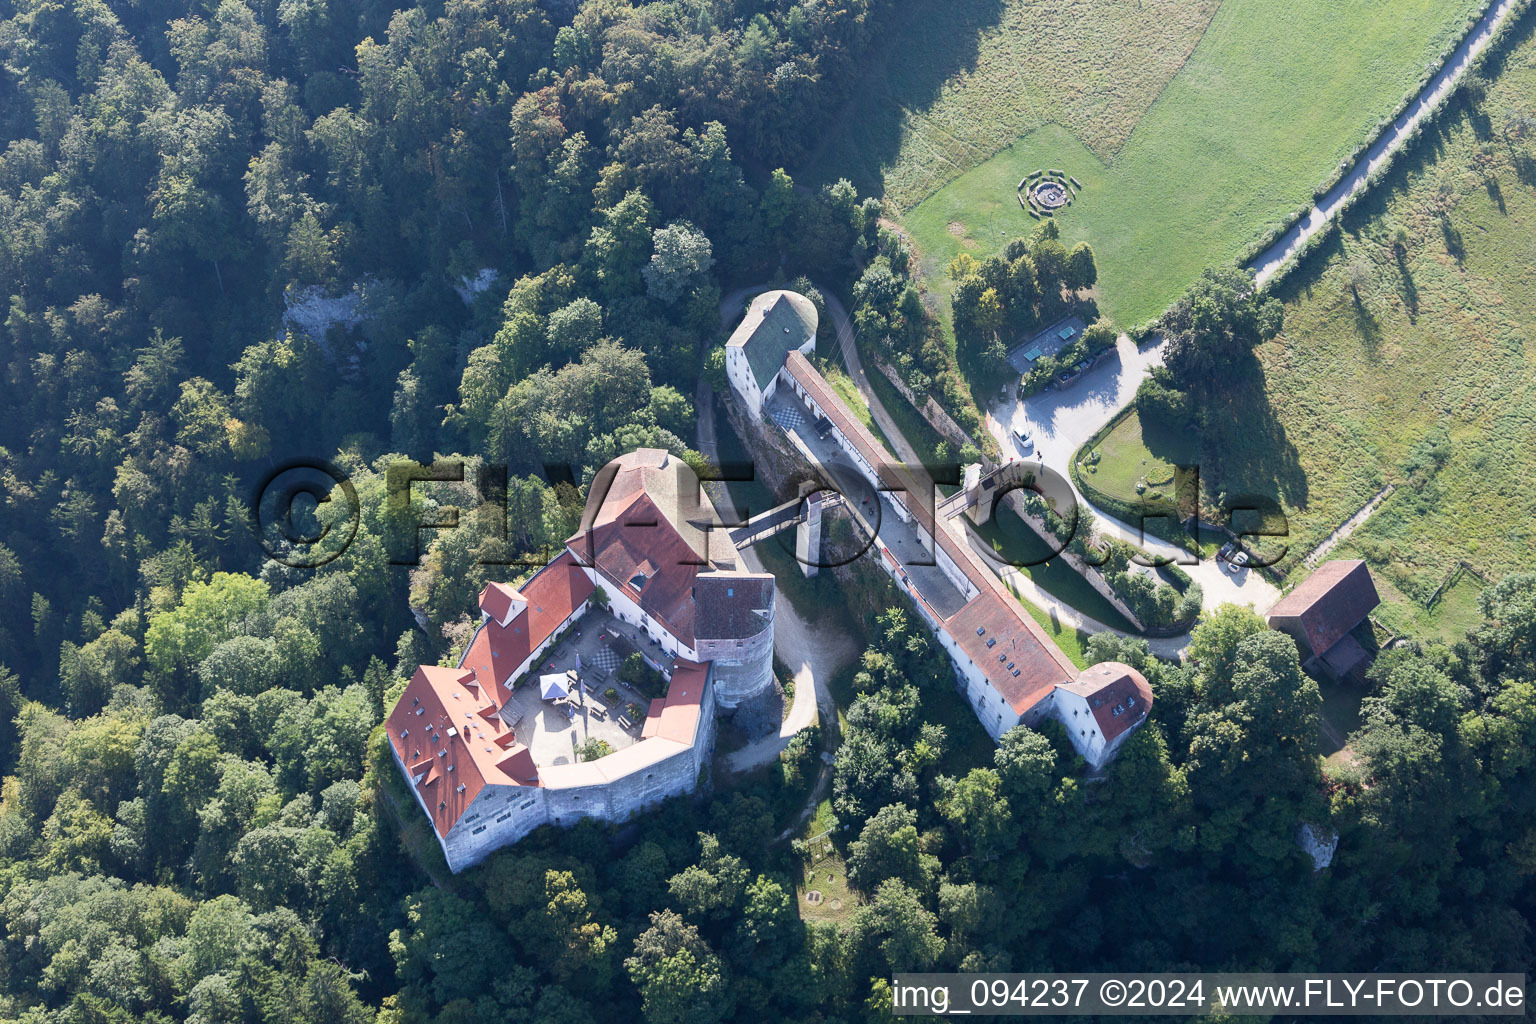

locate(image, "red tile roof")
[[460, 550, 594, 705], [651, 659, 707, 744], [385, 664, 536, 836], [1267, 560, 1379, 658], [569, 488, 706, 645], [946, 593, 1074, 713], [478, 581, 523, 625], [1060, 661, 1153, 744]]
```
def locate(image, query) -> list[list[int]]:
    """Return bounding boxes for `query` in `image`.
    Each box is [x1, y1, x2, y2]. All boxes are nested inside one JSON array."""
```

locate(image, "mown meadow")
[[803, 0, 1218, 210], [1076, 9, 1536, 638], [901, 0, 1484, 328]]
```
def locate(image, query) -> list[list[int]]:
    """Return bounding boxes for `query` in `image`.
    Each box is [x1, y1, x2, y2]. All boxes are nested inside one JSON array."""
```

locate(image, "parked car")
[[1218, 542, 1250, 573], [1012, 427, 1034, 454]]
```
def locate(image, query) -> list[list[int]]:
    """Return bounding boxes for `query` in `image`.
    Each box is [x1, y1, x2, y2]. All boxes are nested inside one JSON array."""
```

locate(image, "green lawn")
[[1373, 569, 1490, 645], [822, 361, 896, 453], [974, 506, 1135, 632], [1080, 408, 1188, 506], [1016, 596, 1092, 671], [804, 0, 1219, 208], [903, 0, 1482, 327], [1128, 12, 1536, 632]]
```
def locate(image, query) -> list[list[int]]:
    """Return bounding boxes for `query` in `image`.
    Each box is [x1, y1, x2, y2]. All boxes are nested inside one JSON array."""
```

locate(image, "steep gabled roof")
[[575, 489, 705, 643], [385, 664, 538, 837], [1267, 560, 1379, 657], [460, 550, 594, 705], [727, 290, 818, 391], [1059, 661, 1153, 744], [568, 448, 742, 646], [478, 581, 523, 625], [947, 593, 1075, 714]]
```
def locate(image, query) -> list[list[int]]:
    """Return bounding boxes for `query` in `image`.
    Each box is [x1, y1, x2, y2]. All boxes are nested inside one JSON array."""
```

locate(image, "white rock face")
[[1296, 822, 1339, 871], [283, 284, 366, 348], [454, 267, 500, 305]]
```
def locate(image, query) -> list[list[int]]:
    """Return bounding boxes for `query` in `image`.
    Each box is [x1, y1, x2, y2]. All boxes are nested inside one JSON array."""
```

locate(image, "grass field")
[[1017, 593, 1091, 671], [795, 799, 856, 924], [902, 0, 1483, 327], [1083, 11, 1536, 636], [822, 361, 895, 453], [806, 0, 1219, 208], [1081, 409, 1186, 504]]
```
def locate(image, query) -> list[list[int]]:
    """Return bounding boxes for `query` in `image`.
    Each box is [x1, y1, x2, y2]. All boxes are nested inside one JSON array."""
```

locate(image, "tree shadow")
[[1439, 212, 1465, 265], [1485, 175, 1505, 214], [1469, 106, 1495, 142], [1352, 292, 1382, 351], [1395, 250, 1419, 323], [1513, 151, 1536, 188], [1191, 352, 1309, 526], [792, 0, 1008, 195]]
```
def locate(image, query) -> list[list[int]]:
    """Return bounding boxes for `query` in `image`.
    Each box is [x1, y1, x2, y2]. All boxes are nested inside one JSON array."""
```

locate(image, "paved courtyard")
[[507, 609, 676, 766]]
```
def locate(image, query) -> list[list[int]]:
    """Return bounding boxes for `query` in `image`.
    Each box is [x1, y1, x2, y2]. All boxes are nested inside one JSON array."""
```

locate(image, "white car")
[[1012, 428, 1035, 454]]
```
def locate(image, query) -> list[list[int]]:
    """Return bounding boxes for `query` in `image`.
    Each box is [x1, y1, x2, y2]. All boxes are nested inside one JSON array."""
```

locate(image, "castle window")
[[471, 825, 486, 835], [496, 813, 510, 822]]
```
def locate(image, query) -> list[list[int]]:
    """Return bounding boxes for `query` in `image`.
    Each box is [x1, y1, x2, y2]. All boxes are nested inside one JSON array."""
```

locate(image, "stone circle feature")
[[1031, 180, 1069, 209], [1018, 168, 1079, 218]]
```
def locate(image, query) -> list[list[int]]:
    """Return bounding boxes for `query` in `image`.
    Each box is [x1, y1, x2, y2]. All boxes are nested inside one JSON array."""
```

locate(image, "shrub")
[[619, 651, 667, 698], [577, 738, 613, 762]]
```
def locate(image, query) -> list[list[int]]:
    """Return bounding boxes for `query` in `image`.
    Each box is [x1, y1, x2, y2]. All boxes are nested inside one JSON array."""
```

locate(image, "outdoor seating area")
[[502, 609, 672, 766], [1007, 315, 1086, 374]]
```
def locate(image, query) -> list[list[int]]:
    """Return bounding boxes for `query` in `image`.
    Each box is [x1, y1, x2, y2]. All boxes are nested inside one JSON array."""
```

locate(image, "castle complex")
[[386, 450, 774, 872], [388, 291, 1150, 872]]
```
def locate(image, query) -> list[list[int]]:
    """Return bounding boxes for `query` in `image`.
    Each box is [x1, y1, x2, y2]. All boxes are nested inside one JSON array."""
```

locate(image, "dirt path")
[[1303, 485, 1395, 569], [824, 289, 928, 467], [1248, 0, 1521, 283]]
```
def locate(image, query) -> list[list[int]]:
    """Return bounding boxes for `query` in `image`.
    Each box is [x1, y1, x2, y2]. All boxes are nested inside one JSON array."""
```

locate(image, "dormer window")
[[629, 571, 649, 591]]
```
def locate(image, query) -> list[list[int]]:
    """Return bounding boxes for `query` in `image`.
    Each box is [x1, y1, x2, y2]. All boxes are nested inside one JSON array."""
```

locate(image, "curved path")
[[1249, 0, 1521, 283], [981, 337, 1280, 621]]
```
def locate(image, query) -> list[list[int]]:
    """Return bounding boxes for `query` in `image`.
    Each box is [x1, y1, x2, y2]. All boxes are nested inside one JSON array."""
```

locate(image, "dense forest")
[[0, 0, 1533, 1021]]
